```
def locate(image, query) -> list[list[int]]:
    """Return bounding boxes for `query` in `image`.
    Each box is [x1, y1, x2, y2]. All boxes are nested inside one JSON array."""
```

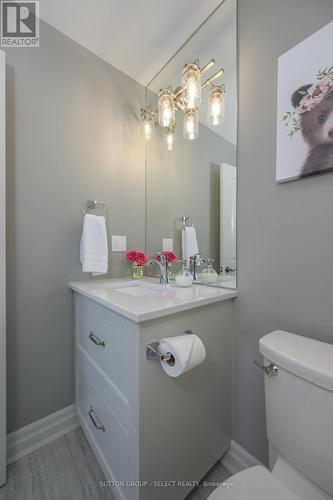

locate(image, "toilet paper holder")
[[146, 330, 193, 362]]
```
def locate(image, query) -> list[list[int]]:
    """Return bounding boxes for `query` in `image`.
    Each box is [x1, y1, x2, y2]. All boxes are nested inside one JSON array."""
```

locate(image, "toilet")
[[209, 330, 333, 500]]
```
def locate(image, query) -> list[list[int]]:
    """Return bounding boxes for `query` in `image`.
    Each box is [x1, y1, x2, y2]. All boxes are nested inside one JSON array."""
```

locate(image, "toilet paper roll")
[[159, 334, 206, 377]]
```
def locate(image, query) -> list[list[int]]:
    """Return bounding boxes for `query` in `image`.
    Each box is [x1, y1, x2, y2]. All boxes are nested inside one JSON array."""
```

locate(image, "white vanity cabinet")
[[74, 295, 140, 500], [71, 280, 236, 500]]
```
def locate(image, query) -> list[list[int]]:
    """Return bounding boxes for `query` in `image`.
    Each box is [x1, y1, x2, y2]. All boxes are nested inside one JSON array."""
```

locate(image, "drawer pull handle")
[[88, 406, 105, 432], [89, 331, 105, 347]]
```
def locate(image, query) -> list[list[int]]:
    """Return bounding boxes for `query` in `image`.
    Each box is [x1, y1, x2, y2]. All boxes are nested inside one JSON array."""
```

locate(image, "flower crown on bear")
[[298, 75, 333, 114], [282, 66, 333, 138]]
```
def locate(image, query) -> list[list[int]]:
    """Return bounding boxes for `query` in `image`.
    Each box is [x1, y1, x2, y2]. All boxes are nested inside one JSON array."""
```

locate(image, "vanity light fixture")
[[207, 85, 225, 126], [141, 58, 224, 149]]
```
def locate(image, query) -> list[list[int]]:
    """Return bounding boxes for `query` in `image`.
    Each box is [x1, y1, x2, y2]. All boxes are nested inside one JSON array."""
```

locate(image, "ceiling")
[[39, 0, 223, 86]]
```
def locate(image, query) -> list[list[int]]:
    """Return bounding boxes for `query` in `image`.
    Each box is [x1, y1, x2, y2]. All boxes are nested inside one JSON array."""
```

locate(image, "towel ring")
[[83, 200, 107, 218], [181, 216, 194, 229]]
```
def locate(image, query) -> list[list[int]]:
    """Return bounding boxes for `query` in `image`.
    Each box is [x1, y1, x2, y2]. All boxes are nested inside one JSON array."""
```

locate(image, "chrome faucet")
[[147, 254, 170, 285], [190, 254, 206, 282]]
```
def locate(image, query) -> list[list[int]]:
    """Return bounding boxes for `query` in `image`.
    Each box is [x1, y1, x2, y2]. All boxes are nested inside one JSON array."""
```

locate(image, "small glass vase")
[[132, 264, 144, 279]]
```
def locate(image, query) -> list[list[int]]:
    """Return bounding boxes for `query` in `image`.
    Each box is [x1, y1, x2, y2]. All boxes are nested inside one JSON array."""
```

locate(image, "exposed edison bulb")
[[211, 102, 221, 125], [158, 88, 175, 128], [182, 63, 201, 110], [208, 85, 225, 126], [187, 80, 198, 109], [165, 126, 175, 151], [141, 109, 154, 140], [183, 109, 198, 140], [144, 121, 152, 140], [163, 107, 172, 126]]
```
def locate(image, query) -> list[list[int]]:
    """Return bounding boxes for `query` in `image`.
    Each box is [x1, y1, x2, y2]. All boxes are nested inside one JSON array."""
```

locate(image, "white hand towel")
[[182, 226, 199, 266], [80, 214, 108, 275]]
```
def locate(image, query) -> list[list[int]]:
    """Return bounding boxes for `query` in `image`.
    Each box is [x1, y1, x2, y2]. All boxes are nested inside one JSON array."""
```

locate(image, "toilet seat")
[[207, 465, 301, 499]]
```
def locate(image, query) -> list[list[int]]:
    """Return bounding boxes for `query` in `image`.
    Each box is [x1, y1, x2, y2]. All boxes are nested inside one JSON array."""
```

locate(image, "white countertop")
[[68, 278, 237, 323]]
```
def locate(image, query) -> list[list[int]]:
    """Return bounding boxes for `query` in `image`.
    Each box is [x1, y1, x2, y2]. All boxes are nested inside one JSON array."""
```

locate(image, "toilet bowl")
[[208, 330, 333, 500]]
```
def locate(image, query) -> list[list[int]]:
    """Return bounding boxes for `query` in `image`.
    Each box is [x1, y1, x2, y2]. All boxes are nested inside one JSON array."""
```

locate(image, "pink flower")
[[299, 75, 333, 114], [299, 94, 320, 113], [310, 84, 321, 97], [125, 250, 148, 266], [156, 251, 177, 264]]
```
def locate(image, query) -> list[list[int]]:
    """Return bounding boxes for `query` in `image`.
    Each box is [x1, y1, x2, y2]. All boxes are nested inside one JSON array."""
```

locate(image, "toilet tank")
[[259, 330, 333, 497]]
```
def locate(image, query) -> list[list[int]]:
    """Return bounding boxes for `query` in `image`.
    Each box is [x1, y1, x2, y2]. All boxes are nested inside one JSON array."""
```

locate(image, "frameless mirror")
[[144, 0, 237, 288]]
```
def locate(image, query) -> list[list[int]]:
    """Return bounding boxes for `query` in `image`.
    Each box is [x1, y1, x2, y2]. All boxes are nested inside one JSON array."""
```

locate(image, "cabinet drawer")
[[77, 346, 135, 424], [77, 366, 134, 499], [77, 299, 130, 404]]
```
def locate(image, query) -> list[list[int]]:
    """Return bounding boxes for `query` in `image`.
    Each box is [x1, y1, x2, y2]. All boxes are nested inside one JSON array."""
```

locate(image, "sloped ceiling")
[[40, 0, 223, 86]]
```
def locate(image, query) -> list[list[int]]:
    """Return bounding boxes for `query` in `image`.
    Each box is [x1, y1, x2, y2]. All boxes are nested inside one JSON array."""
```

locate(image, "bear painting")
[[291, 81, 333, 177], [276, 21, 333, 183]]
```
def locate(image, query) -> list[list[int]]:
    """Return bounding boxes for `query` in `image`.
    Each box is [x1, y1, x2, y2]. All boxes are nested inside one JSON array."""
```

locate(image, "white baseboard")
[[221, 440, 262, 475], [6, 405, 79, 464]]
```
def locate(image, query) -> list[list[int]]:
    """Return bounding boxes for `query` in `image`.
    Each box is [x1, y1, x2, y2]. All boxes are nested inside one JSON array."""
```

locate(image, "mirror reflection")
[[144, 0, 237, 288]]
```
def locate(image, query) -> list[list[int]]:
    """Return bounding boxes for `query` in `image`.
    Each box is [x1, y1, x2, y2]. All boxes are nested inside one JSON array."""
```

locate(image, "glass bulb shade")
[[158, 88, 175, 127], [183, 109, 198, 140], [208, 86, 225, 126], [182, 63, 201, 110], [144, 121, 153, 140], [165, 126, 175, 151], [142, 110, 154, 140]]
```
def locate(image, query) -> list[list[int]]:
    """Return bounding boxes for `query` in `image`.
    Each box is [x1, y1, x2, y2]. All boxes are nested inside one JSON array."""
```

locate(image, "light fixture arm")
[[201, 68, 224, 89], [200, 58, 215, 75]]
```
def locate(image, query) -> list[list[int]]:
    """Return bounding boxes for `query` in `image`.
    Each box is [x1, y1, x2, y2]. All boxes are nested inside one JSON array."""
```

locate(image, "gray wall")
[[5, 21, 145, 432], [235, 0, 333, 464]]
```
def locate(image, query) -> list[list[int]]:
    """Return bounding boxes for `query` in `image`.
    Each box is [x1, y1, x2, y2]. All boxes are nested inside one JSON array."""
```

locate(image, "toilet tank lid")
[[259, 330, 333, 392]]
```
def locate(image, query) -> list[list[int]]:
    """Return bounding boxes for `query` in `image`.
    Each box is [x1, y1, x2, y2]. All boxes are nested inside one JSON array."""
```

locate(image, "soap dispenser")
[[199, 258, 218, 284], [175, 261, 193, 287]]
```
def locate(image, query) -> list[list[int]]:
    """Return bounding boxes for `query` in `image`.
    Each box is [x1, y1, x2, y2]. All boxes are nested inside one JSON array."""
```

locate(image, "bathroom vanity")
[[69, 279, 236, 500]]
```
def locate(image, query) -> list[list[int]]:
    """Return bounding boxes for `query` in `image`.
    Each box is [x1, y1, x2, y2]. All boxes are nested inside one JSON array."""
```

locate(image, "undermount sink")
[[102, 280, 170, 294], [112, 284, 163, 297]]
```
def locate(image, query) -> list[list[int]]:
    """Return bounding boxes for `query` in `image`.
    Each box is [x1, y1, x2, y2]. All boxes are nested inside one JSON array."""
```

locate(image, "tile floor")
[[0, 427, 232, 500]]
